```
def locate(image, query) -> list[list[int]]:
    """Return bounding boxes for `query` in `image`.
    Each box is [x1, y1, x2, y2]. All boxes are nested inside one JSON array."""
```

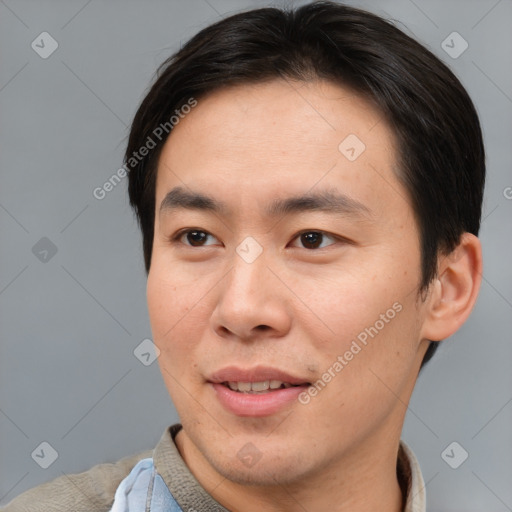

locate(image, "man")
[[3, 1, 484, 511]]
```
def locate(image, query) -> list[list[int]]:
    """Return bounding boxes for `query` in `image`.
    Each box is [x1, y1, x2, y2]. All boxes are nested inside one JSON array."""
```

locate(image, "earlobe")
[[420, 233, 483, 342]]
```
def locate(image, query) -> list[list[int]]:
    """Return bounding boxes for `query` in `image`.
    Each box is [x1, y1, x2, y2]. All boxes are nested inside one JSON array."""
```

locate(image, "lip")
[[207, 365, 311, 417], [208, 365, 311, 386]]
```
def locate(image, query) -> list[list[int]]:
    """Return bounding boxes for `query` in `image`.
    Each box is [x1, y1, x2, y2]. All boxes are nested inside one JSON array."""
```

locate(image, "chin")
[[180, 413, 324, 486], [203, 433, 320, 487], [210, 453, 308, 487]]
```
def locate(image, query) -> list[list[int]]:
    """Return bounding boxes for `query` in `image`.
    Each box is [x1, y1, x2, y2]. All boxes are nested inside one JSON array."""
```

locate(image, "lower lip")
[[210, 383, 308, 417]]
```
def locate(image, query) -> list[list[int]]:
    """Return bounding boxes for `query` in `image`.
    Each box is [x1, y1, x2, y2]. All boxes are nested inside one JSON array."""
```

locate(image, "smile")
[[222, 380, 304, 393]]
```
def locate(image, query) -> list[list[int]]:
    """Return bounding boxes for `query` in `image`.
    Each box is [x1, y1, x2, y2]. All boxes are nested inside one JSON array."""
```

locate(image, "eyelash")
[[170, 228, 347, 250]]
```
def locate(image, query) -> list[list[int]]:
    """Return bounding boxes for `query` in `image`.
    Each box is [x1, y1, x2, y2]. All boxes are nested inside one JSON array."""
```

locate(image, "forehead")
[[155, 79, 406, 218]]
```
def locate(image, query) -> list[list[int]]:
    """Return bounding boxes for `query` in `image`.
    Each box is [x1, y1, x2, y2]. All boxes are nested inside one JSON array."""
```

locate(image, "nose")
[[210, 249, 292, 342]]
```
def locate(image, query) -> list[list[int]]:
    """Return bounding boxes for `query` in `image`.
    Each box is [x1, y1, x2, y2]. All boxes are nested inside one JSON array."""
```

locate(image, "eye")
[[290, 231, 338, 250], [173, 229, 220, 247]]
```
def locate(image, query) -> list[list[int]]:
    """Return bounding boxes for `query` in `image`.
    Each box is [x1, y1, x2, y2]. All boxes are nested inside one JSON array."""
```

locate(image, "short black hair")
[[125, 1, 485, 367]]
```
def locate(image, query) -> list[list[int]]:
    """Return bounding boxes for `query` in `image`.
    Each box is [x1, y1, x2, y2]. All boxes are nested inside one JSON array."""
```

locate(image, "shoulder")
[[1, 448, 153, 512]]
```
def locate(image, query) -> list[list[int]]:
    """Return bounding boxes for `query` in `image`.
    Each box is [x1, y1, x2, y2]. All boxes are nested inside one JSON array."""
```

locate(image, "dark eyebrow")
[[160, 186, 227, 215], [159, 186, 372, 219], [266, 189, 372, 219]]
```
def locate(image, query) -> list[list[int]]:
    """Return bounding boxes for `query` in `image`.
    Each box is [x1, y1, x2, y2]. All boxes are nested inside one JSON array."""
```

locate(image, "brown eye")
[[176, 229, 219, 247], [292, 231, 337, 250], [300, 232, 323, 249], [186, 230, 208, 246]]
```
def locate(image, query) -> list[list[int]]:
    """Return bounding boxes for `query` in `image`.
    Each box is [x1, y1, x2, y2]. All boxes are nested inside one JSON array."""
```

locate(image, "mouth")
[[207, 366, 312, 416], [219, 380, 309, 394]]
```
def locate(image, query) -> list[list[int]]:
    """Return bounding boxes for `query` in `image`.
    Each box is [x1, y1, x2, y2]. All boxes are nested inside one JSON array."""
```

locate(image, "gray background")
[[1, 0, 511, 510]]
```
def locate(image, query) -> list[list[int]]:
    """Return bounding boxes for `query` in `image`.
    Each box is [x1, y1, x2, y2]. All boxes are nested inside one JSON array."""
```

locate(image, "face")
[[147, 79, 430, 486]]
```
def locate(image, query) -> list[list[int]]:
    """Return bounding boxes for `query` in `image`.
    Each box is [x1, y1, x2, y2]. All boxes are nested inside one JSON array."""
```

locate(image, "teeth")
[[269, 380, 283, 389], [251, 381, 270, 392], [225, 380, 297, 393], [237, 382, 252, 392], [228, 381, 239, 391]]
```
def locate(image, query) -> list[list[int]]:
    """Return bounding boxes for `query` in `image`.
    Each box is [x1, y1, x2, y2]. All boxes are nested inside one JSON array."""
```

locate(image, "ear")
[[420, 233, 483, 342]]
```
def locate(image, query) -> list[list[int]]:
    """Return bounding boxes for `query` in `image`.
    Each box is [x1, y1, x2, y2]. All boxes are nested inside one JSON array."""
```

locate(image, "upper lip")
[[208, 365, 311, 385]]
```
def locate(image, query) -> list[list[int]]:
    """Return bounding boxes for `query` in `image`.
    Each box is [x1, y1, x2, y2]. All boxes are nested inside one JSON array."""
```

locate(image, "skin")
[[146, 78, 482, 512]]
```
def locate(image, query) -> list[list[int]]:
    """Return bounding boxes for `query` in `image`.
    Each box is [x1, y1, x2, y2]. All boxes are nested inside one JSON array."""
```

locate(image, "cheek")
[[286, 249, 421, 382], [147, 269, 205, 407], [304, 296, 421, 438], [146, 254, 222, 374], [147, 273, 175, 337], [146, 266, 197, 353], [286, 264, 402, 344]]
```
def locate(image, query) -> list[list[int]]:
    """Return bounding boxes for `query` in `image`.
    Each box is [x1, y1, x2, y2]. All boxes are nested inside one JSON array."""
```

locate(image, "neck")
[[175, 426, 405, 512]]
